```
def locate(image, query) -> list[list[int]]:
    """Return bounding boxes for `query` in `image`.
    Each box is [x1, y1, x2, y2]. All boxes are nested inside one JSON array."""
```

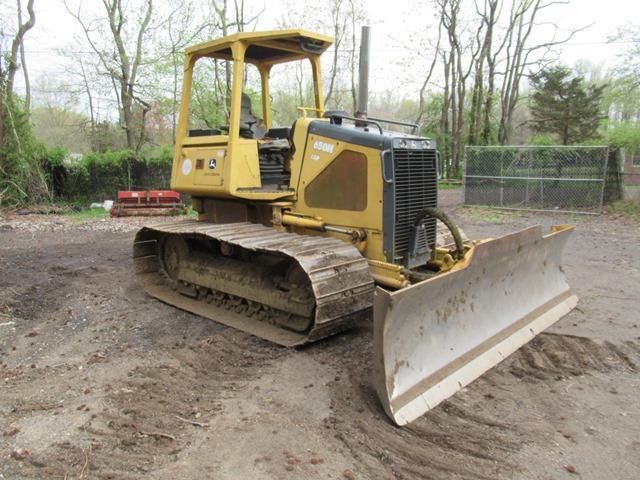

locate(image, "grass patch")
[[65, 207, 110, 222], [605, 199, 640, 219], [438, 181, 462, 190], [459, 206, 520, 223]]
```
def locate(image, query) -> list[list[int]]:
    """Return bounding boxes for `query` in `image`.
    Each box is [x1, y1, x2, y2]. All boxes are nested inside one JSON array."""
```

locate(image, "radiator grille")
[[393, 148, 438, 263]]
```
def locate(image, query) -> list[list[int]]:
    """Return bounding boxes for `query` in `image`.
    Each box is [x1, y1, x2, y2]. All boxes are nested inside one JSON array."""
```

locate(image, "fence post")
[[603, 147, 622, 204], [539, 148, 544, 207], [499, 149, 504, 207]]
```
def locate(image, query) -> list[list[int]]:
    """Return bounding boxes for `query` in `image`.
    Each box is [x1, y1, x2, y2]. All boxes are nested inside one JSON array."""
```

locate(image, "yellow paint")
[[168, 29, 465, 289], [368, 260, 409, 289], [292, 132, 386, 262], [281, 213, 325, 229], [171, 30, 331, 198]]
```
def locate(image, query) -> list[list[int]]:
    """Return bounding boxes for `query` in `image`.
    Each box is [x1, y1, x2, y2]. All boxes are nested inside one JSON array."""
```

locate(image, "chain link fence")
[[463, 146, 609, 214]]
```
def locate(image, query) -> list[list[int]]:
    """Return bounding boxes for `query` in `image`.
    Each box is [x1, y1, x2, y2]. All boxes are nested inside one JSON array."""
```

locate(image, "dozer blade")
[[373, 225, 577, 426]]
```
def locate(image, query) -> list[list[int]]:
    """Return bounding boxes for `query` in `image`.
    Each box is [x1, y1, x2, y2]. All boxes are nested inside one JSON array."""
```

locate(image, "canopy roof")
[[186, 30, 333, 66]]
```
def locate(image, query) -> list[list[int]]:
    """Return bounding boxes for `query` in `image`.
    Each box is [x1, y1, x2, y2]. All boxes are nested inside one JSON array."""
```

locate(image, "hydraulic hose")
[[414, 207, 465, 261]]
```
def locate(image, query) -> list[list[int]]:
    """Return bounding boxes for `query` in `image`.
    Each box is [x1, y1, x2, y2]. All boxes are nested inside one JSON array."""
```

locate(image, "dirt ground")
[[1, 191, 638, 480]]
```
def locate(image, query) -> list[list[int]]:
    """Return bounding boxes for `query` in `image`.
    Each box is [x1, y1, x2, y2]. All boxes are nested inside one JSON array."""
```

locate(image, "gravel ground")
[[0, 193, 638, 480]]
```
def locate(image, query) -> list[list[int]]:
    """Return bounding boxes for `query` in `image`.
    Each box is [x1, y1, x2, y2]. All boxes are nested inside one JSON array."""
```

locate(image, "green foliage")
[[601, 75, 640, 123], [190, 81, 228, 130], [65, 207, 110, 221], [142, 144, 173, 164], [529, 66, 606, 145], [437, 180, 462, 190], [528, 135, 556, 146], [46, 146, 67, 167], [82, 150, 136, 198], [610, 25, 640, 82], [1, 91, 174, 206], [187, 205, 198, 218], [271, 84, 316, 127], [0, 98, 54, 206], [31, 106, 94, 153], [606, 198, 640, 218], [56, 147, 174, 202], [606, 121, 640, 151]]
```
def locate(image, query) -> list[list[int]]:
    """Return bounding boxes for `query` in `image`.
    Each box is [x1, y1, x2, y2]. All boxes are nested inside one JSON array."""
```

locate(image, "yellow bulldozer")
[[133, 30, 577, 426]]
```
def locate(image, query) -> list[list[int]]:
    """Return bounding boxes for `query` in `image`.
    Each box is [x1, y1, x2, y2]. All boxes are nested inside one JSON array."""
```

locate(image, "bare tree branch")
[[6, 0, 35, 100]]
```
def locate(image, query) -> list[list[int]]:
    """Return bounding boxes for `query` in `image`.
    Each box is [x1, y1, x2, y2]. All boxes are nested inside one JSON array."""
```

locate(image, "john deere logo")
[[208, 158, 217, 169]]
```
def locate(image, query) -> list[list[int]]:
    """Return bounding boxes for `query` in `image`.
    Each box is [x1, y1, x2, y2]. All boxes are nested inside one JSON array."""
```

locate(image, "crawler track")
[[133, 220, 375, 346]]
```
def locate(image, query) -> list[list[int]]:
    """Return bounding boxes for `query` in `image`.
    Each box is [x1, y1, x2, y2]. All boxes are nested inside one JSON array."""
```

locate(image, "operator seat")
[[239, 93, 266, 139]]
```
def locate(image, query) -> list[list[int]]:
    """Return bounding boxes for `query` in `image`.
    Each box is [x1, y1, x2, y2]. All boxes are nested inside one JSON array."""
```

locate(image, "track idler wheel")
[[159, 235, 189, 280]]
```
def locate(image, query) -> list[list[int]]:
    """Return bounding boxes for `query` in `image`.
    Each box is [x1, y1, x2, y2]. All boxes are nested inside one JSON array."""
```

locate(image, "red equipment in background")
[[110, 190, 188, 217]]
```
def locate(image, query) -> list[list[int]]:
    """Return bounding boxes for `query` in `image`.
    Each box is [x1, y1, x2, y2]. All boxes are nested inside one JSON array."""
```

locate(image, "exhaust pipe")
[[356, 25, 371, 121]]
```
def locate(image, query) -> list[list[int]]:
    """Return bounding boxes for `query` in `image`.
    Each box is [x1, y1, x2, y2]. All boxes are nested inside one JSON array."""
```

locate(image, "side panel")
[[193, 147, 226, 187], [293, 128, 386, 263], [171, 139, 261, 197]]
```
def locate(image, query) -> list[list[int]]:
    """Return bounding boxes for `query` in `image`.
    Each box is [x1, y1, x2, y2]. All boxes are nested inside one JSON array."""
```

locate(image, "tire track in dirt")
[[319, 329, 639, 480], [3, 224, 639, 479], [509, 333, 637, 380], [1, 232, 289, 478], [33, 330, 288, 479]]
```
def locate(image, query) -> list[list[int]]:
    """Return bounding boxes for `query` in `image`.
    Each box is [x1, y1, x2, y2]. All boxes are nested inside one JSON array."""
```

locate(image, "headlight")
[[393, 138, 433, 149]]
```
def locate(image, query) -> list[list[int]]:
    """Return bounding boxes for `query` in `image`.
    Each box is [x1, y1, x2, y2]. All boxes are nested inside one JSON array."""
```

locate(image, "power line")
[[17, 39, 636, 57]]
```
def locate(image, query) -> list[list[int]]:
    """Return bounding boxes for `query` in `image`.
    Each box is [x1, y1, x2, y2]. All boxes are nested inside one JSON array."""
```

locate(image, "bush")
[[55, 147, 174, 202], [1, 96, 175, 206], [528, 135, 557, 146], [606, 198, 640, 218], [83, 150, 136, 198], [0, 100, 53, 206], [606, 122, 640, 152]]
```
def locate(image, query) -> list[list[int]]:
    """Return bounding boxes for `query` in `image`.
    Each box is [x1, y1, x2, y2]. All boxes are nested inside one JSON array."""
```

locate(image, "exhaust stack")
[[356, 25, 371, 119]]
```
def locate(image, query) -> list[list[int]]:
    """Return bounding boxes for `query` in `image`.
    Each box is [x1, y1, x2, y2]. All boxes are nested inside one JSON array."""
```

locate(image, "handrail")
[[367, 116, 419, 134], [324, 113, 384, 135], [297, 106, 324, 118]]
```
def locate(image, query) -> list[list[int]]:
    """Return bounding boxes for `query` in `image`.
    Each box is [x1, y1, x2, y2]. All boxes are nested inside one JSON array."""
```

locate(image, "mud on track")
[[1, 200, 639, 479]]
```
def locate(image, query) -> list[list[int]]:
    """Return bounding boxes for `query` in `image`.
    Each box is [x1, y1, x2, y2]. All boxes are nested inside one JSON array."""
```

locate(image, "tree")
[[66, 0, 155, 152], [29, 75, 95, 152], [154, 0, 211, 142], [467, 0, 499, 146], [410, 0, 592, 176], [1, 0, 37, 193], [495, 0, 589, 144], [429, 0, 484, 176], [610, 24, 640, 87], [529, 66, 606, 145], [602, 74, 640, 124], [4, 0, 35, 103], [2, 0, 36, 151], [206, 0, 261, 113], [415, 20, 442, 126], [172, 0, 265, 134], [280, 0, 366, 112]]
